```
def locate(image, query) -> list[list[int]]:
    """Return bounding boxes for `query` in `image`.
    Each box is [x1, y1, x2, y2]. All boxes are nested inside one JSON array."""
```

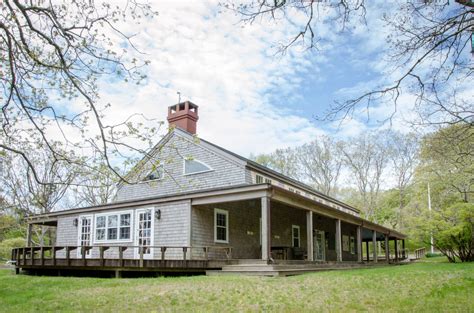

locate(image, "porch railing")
[[11, 245, 233, 268]]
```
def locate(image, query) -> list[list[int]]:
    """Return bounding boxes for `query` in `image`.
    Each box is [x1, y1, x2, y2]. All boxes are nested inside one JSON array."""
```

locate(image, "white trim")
[[93, 210, 134, 244], [134, 207, 155, 259], [214, 208, 229, 244], [77, 215, 93, 258], [183, 157, 214, 176], [292, 225, 301, 248]]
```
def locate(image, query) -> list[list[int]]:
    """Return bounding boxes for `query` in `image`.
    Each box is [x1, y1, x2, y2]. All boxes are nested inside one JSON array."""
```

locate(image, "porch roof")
[[27, 183, 406, 239]]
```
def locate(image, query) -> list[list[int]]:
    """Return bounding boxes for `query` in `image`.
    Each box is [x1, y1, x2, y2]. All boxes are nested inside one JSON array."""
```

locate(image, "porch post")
[[402, 239, 406, 259], [366, 241, 369, 261], [306, 211, 314, 261], [26, 223, 32, 247], [335, 219, 342, 262], [356, 226, 362, 263], [394, 239, 399, 262], [261, 196, 271, 261], [385, 234, 390, 263], [372, 230, 378, 263]]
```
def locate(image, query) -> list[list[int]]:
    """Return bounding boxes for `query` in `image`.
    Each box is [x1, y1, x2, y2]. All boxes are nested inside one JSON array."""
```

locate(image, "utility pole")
[[428, 183, 434, 254]]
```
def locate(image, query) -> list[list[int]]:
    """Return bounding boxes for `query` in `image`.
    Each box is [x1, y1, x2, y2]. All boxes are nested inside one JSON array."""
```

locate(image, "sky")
[[82, 0, 470, 158]]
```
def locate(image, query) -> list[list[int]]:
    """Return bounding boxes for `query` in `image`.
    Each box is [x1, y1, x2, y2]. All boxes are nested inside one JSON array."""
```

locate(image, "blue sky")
[[62, 0, 468, 158]]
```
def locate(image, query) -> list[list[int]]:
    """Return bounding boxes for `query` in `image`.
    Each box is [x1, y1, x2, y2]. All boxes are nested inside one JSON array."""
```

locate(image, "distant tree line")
[[251, 123, 473, 262]]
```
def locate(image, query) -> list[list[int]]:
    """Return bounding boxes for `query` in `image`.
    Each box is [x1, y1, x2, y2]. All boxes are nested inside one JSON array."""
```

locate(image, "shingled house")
[[14, 102, 406, 276]]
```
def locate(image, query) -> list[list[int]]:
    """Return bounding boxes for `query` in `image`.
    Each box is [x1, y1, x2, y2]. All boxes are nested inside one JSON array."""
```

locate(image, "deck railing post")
[[40, 247, 45, 266], [100, 247, 105, 267], [139, 247, 144, 268], [204, 247, 208, 261], [183, 247, 187, 261], [119, 247, 124, 267], [82, 246, 87, 266], [52, 247, 57, 266], [30, 247, 34, 265], [66, 247, 71, 266], [23, 247, 27, 266], [16, 248, 21, 266], [161, 247, 166, 261]]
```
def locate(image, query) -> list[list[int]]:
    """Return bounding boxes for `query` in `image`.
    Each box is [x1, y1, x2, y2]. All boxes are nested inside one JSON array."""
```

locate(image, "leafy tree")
[[1, 0, 160, 186], [411, 202, 473, 262], [251, 147, 300, 179]]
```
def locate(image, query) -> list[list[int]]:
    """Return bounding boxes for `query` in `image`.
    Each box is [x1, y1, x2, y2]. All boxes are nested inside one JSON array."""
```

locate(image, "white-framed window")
[[183, 158, 213, 175], [292, 225, 300, 248], [214, 208, 229, 243], [255, 174, 264, 184], [350, 236, 355, 254], [94, 211, 133, 243], [143, 165, 164, 181]]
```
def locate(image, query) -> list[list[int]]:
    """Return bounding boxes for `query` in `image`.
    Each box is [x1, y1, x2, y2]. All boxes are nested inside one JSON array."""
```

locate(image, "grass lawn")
[[0, 258, 473, 312]]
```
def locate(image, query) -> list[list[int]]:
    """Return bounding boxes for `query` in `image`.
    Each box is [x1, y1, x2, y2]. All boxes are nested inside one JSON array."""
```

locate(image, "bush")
[[425, 252, 443, 258], [0, 238, 25, 261]]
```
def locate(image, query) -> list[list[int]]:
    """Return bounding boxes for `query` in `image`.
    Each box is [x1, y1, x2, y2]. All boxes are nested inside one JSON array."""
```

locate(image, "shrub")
[[0, 238, 25, 261], [425, 252, 443, 258]]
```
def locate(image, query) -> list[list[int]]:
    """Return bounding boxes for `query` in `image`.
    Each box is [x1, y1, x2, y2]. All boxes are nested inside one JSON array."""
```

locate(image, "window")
[[143, 165, 163, 181], [95, 211, 132, 243], [264, 178, 272, 184], [350, 236, 355, 254], [256, 175, 264, 184], [292, 225, 300, 248], [214, 209, 229, 243], [184, 158, 212, 175]]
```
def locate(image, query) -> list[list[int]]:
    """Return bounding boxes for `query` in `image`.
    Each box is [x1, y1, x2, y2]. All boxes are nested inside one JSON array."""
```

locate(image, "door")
[[313, 230, 326, 261], [77, 215, 92, 258], [134, 208, 154, 259]]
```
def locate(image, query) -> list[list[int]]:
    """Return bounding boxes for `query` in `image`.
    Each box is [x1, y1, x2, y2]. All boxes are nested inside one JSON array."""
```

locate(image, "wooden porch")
[[12, 244, 409, 277]]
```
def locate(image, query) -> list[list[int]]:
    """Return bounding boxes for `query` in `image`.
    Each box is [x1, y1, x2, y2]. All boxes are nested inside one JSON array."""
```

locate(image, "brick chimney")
[[167, 101, 199, 134]]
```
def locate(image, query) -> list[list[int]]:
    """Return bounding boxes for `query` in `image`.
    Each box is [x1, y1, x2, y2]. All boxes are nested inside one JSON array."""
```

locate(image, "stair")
[[207, 261, 401, 277]]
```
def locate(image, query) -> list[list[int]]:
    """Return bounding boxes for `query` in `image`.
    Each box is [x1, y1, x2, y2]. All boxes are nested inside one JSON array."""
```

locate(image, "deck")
[[11, 245, 409, 277]]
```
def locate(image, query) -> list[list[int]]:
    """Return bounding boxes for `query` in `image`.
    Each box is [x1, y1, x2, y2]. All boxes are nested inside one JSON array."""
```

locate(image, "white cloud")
[[82, 0, 329, 157]]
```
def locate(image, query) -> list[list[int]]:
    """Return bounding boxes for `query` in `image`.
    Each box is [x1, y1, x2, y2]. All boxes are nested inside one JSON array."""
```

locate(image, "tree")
[[341, 132, 389, 221], [0, 143, 80, 244], [387, 132, 419, 228], [417, 124, 473, 203], [296, 135, 343, 196], [412, 202, 473, 262], [1, 0, 160, 187], [251, 147, 300, 179], [231, 1, 473, 127], [73, 163, 120, 207]]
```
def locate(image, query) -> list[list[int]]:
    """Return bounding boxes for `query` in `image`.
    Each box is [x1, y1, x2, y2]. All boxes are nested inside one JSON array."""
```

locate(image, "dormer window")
[[184, 158, 212, 175], [143, 165, 164, 181]]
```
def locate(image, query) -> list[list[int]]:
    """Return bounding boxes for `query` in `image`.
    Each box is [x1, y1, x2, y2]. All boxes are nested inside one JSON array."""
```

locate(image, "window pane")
[[293, 238, 299, 248], [96, 216, 106, 228], [107, 228, 117, 240], [216, 213, 226, 227], [120, 214, 130, 226], [108, 215, 118, 227], [216, 227, 226, 241], [119, 227, 130, 239], [184, 159, 211, 174], [96, 229, 105, 240]]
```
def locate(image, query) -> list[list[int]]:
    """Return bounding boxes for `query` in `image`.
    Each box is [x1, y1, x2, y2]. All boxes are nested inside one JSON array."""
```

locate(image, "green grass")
[[0, 258, 473, 312]]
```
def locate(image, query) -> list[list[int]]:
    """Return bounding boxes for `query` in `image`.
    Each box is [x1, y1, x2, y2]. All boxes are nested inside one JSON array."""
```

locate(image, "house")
[[13, 101, 406, 277]]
